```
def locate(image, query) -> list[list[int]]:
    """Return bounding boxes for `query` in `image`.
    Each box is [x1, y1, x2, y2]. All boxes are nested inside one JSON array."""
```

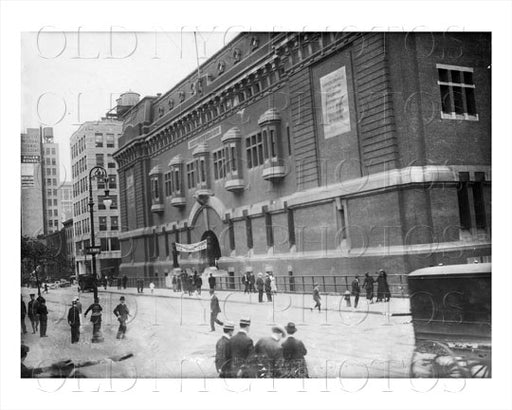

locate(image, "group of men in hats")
[[24, 294, 48, 337], [215, 318, 308, 378]]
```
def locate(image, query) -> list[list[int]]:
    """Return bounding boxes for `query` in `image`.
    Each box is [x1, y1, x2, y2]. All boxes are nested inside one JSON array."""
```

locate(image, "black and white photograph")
[[1, 1, 511, 410]]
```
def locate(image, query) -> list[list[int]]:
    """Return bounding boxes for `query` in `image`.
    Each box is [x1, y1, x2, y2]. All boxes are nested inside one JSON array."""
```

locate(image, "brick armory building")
[[113, 32, 491, 284]]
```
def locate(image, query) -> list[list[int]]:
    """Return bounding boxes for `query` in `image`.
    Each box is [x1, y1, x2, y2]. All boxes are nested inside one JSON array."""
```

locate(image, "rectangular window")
[[174, 168, 180, 193], [186, 161, 196, 189], [457, 172, 472, 230], [106, 133, 115, 148], [95, 133, 103, 147], [110, 237, 120, 251], [54, 198, 58, 206], [100, 238, 108, 251], [151, 179, 160, 200], [96, 153, 104, 167], [108, 175, 117, 189], [108, 162, 116, 168], [164, 172, 172, 196], [53, 189, 57, 196], [53, 178, 57, 186], [110, 195, 118, 209], [52, 159, 56, 165], [213, 148, 226, 180], [246, 133, 265, 168], [473, 172, 487, 229], [99, 216, 107, 231], [437, 64, 478, 119], [111, 216, 119, 231], [47, 199, 52, 206], [245, 213, 253, 249], [51, 148, 56, 155], [53, 209, 58, 216]]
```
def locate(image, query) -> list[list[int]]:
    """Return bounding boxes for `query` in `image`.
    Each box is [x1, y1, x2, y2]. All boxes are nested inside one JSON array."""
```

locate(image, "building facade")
[[21, 128, 44, 237], [70, 118, 123, 278], [59, 181, 73, 221], [113, 32, 491, 284], [42, 129, 62, 234]]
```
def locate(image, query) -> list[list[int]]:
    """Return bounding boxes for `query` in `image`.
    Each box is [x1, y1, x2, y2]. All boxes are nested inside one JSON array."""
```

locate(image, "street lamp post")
[[88, 166, 112, 300]]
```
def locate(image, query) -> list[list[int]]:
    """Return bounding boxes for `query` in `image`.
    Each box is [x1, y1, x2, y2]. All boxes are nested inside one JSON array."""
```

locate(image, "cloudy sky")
[[21, 30, 238, 179]]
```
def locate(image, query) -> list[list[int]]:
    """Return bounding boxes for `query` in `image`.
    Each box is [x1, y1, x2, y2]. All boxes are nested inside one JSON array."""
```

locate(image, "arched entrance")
[[201, 230, 221, 267]]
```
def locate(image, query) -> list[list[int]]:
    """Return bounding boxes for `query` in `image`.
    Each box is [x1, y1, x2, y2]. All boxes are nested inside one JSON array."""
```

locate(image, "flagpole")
[[193, 32, 201, 79]]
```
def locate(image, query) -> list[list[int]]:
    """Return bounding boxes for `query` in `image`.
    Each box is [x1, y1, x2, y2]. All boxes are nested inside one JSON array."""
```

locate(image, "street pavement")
[[21, 286, 415, 378]]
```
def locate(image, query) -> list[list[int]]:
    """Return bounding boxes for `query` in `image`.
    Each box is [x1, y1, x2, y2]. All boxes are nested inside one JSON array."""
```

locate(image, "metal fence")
[[112, 274, 408, 297]]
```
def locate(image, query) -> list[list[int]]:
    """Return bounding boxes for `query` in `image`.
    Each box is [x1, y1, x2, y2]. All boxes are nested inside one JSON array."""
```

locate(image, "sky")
[[21, 30, 239, 180]]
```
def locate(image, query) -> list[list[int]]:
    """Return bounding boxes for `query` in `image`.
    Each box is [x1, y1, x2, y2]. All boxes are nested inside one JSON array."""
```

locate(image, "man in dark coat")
[[362, 272, 374, 303], [249, 272, 256, 293], [84, 297, 103, 342], [264, 274, 272, 302], [253, 326, 285, 378], [195, 272, 203, 295], [382, 270, 391, 302], [113, 296, 130, 339], [243, 271, 250, 294], [376, 270, 386, 302], [281, 322, 308, 378], [27, 294, 39, 334], [208, 273, 216, 293], [37, 297, 48, 337], [230, 318, 254, 377], [351, 276, 361, 308], [311, 283, 321, 312], [210, 290, 223, 331], [215, 321, 234, 378], [122, 275, 128, 289], [256, 273, 264, 302], [67, 300, 81, 343], [21, 295, 27, 334]]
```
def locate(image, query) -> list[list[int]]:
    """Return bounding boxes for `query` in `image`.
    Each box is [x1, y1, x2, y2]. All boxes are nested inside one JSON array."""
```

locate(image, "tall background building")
[[59, 181, 73, 221], [41, 128, 61, 234], [70, 118, 123, 278], [111, 32, 490, 290]]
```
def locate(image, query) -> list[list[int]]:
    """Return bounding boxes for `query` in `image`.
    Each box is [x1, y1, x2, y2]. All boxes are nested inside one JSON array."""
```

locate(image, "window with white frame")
[[437, 64, 478, 119], [186, 161, 196, 189], [213, 148, 226, 180], [245, 133, 264, 169]]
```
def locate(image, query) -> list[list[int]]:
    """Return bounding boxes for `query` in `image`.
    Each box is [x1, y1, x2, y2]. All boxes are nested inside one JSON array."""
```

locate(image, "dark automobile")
[[408, 262, 491, 378], [78, 275, 96, 292]]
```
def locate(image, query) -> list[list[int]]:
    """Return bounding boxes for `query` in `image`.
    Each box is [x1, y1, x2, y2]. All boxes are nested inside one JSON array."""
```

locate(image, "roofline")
[[408, 263, 491, 276]]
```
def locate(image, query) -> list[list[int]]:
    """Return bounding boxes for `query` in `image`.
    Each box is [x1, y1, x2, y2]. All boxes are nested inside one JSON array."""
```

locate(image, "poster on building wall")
[[21, 132, 41, 163], [21, 163, 35, 188], [320, 66, 351, 139], [175, 240, 207, 253]]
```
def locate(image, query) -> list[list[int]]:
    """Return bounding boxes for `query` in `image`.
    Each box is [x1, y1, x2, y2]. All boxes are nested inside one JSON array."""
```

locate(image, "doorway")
[[201, 230, 221, 267]]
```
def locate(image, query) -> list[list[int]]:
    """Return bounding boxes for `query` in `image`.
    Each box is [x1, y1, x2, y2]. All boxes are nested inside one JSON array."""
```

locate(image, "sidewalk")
[[98, 286, 411, 316]]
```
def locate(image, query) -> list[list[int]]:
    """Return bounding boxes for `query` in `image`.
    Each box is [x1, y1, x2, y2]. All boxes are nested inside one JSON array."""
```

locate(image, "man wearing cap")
[[27, 293, 39, 334], [215, 321, 234, 378], [113, 296, 130, 339], [230, 318, 254, 377], [253, 326, 285, 378], [210, 290, 223, 331], [281, 322, 308, 378], [67, 299, 81, 343], [84, 297, 103, 343]]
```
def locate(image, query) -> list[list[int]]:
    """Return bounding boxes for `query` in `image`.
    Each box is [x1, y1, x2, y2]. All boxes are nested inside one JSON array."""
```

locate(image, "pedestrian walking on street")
[[67, 299, 81, 344], [149, 282, 155, 294], [122, 275, 128, 289], [37, 298, 48, 337], [281, 322, 308, 378], [113, 296, 130, 339], [253, 326, 286, 378], [208, 273, 216, 293], [311, 283, 321, 312], [210, 290, 224, 331], [43, 283, 48, 294], [376, 270, 386, 302], [230, 317, 254, 377], [362, 272, 374, 303], [249, 271, 256, 293], [264, 274, 272, 302], [256, 273, 264, 302], [243, 271, 250, 294], [351, 276, 361, 308], [195, 272, 203, 295], [215, 321, 234, 378], [21, 295, 27, 334], [27, 294, 39, 334], [84, 297, 103, 343]]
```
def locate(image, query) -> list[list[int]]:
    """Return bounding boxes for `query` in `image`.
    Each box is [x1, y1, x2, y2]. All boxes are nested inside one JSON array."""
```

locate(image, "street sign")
[[85, 246, 101, 255]]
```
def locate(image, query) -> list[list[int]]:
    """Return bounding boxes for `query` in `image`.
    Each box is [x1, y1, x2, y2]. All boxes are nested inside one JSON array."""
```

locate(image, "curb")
[[98, 289, 410, 317]]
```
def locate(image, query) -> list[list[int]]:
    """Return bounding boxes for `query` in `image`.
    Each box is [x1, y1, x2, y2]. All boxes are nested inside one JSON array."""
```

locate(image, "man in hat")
[[113, 296, 130, 339], [67, 299, 81, 343], [281, 322, 308, 378], [243, 270, 250, 294], [311, 283, 321, 312], [84, 297, 103, 342], [208, 273, 216, 293], [351, 276, 361, 308], [210, 290, 223, 331], [37, 297, 48, 337], [249, 271, 256, 293], [256, 273, 264, 302], [230, 317, 254, 377], [253, 326, 286, 378], [215, 321, 234, 378], [264, 273, 272, 302], [21, 295, 27, 334], [27, 293, 39, 334]]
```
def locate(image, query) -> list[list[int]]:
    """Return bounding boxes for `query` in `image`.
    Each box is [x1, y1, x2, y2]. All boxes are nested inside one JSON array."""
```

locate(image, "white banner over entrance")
[[175, 240, 207, 253]]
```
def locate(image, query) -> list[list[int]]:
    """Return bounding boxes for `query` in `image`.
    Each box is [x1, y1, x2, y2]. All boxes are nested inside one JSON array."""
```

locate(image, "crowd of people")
[[215, 317, 308, 378]]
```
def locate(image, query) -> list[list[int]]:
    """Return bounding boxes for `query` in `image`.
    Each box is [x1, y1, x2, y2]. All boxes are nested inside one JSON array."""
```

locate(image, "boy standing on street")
[[113, 296, 130, 339]]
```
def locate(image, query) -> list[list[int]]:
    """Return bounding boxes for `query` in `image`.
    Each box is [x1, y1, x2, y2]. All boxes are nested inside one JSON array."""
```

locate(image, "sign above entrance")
[[187, 125, 222, 150], [175, 240, 207, 253]]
